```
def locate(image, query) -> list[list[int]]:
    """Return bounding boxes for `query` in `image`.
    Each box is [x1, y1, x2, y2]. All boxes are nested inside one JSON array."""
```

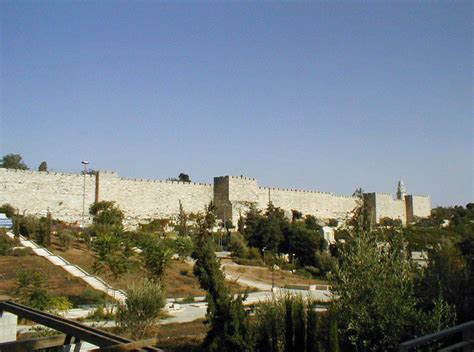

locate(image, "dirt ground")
[[222, 260, 327, 287]]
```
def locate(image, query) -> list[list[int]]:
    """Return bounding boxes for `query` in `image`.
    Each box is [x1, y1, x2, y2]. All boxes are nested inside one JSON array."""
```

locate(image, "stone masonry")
[[0, 169, 431, 227]]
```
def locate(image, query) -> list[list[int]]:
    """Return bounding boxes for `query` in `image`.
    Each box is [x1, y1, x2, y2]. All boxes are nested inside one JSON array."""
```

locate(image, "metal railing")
[[398, 321, 474, 352]]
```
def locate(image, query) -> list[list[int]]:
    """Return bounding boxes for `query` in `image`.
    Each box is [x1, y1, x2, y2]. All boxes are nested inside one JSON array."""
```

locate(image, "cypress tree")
[[329, 317, 340, 352], [193, 202, 252, 352], [284, 295, 294, 352], [293, 295, 306, 351], [306, 302, 317, 352]]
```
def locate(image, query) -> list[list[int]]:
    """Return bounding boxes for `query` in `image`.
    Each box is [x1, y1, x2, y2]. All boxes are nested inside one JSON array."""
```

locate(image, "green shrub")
[[58, 230, 75, 249], [116, 281, 165, 339], [0, 203, 15, 218], [229, 232, 248, 257], [175, 236, 194, 259], [16, 270, 51, 310], [86, 305, 116, 321], [0, 235, 13, 255], [12, 247, 31, 256], [70, 288, 106, 306], [246, 247, 262, 260], [17, 215, 42, 240], [50, 296, 73, 311], [233, 257, 265, 267]]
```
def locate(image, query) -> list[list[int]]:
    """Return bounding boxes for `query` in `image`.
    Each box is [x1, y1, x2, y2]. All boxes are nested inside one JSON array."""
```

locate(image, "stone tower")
[[396, 180, 407, 200]]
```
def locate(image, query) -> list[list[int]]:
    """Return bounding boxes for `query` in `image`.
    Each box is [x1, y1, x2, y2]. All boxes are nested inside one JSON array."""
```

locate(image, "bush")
[[12, 247, 31, 256], [70, 288, 106, 306], [229, 232, 248, 258], [116, 280, 165, 339], [58, 230, 75, 249], [16, 270, 51, 310], [19, 215, 39, 238], [0, 235, 13, 255], [175, 236, 194, 259], [49, 296, 73, 311], [86, 305, 116, 321], [0, 203, 15, 218], [233, 257, 265, 267]]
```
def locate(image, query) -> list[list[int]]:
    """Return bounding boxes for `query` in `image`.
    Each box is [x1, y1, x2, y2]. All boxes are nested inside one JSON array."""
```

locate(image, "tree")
[[141, 237, 172, 282], [193, 202, 252, 351], [12, 285, 72, 315], [38, 161, 48, 172], [89, 201, 124, 230], [415, 242, 472, 323], [178, 173, 191, 182], [328, 316, 340, 352], [139, 218, 170, 237], [36, 212, 52, 247], [244, 203, 286, 252], [1, 153, 28, 170], [116, 280, 165, 339], [253, 294, 324, 352], [176, 200, 188, 236], [458, 234, 474, 321], [331, 229, 455, 351], [92, 230, 135, 280], [16, 270, 51, 310], [281, 222, 326, 267], [291, 210, 303, 222], [175, 235, 194, 259], [352, 187, 364, 198]]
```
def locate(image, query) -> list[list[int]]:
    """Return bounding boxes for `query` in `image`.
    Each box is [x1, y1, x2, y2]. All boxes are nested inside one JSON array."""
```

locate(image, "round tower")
[[396, 180, 407, 200]]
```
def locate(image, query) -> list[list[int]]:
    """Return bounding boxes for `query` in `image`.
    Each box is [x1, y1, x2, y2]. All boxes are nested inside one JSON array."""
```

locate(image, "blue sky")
[[1, 1, 472, 207]]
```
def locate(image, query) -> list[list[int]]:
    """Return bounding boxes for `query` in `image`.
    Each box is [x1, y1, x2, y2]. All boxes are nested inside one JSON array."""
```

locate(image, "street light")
[[81, 160, 89, 228]]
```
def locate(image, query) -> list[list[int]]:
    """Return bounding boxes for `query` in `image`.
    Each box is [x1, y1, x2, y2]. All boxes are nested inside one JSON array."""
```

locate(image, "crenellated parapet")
[[0, 169, 431, 228]]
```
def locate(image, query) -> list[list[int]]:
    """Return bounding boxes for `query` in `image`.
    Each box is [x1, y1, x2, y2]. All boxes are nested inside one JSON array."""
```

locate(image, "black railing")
[[398, 321, 474, 352]]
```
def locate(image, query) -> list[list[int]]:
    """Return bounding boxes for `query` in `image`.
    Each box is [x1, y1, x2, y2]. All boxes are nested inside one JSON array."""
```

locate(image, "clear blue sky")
[[1, 1, 472, 207]]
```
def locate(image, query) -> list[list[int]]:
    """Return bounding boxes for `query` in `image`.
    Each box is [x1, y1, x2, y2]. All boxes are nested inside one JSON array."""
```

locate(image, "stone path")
[[5, 231, 126, 303]]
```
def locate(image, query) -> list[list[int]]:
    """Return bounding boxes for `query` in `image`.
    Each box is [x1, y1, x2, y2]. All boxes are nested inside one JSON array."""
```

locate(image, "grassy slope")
[[0, 254, 98, 299]]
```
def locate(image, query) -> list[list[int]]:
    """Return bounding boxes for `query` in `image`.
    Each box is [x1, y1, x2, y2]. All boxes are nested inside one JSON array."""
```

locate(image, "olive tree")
[[116, 280, 165, 339]]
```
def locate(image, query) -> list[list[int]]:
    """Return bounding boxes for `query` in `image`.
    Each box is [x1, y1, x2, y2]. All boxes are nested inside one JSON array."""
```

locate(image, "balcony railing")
[[398, 320, 474, 352]]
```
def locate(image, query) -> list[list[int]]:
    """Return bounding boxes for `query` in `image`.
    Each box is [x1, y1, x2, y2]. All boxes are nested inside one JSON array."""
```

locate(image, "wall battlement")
[[258, 186, 356, 198], [0, 168, 431, 227], [117, 176, 212, 187]]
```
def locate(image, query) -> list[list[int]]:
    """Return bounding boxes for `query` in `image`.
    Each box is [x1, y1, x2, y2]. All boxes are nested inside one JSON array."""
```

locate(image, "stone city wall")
[[257, 187, 359, 222], [406, 195, 431, 222], [372, 193, 407, 224], [214, 176, 360, 224], [0, 168, 96, 224], [0, 169, 430, 228], [98, 171, 213, 227], [0, 168, 213, 227]]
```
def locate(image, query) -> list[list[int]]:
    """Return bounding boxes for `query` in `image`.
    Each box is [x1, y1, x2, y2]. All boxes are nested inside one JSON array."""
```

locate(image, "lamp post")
[[81, 160, 89, 228]]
